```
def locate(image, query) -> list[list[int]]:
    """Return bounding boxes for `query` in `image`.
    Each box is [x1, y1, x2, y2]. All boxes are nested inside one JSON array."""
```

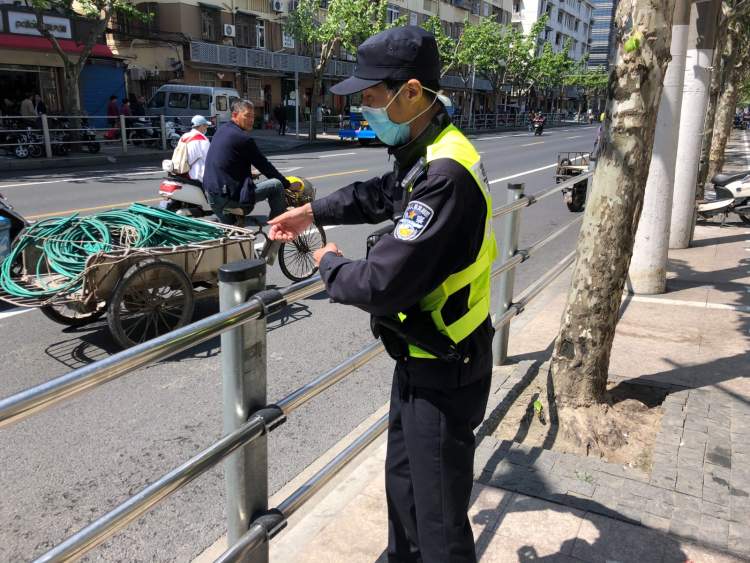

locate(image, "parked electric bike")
[[697, 171, 750, 225]]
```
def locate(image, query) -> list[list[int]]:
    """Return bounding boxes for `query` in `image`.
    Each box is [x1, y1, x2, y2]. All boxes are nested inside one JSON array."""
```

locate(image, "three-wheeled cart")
[[555, 152, 590, 212], [0, 222, 255, 349]]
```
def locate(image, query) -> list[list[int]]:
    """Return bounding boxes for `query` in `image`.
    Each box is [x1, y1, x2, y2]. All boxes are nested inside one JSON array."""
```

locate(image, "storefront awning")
[[0, 34, 114, 58]]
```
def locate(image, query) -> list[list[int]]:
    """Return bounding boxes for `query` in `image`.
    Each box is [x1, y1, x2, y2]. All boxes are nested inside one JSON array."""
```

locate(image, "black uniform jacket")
[[311, 111, 494, 389], [203, 121, 290, 206]]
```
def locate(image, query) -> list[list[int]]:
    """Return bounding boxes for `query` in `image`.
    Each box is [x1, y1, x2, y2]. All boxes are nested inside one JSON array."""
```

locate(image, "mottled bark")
[[695, 23, 727, 198], [707, 75, 740, 180], [550, 0, 676, 408]]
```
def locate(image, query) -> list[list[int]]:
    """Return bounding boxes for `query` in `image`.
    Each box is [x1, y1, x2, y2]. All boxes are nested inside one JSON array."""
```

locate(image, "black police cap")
[[330, 26, 441, 96]]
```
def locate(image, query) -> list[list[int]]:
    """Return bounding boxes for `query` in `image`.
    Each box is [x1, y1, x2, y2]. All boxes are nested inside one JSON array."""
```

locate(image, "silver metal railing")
[[1, 163, 593, 562]]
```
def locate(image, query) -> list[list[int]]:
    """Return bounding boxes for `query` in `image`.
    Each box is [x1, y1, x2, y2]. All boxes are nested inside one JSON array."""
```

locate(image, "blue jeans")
[[208, 178, 286, 225]]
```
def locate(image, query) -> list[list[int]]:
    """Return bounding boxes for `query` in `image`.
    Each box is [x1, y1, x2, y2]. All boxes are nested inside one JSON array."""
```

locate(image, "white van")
[[147, 84, 241, 125]]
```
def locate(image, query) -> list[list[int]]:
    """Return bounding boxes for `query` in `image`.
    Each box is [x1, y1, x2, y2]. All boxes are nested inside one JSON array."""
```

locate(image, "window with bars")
[[235, 13, 254, 48], [256, 19, 266, 49], [113, 2, 159, 38], [200, 8, 220, 42]]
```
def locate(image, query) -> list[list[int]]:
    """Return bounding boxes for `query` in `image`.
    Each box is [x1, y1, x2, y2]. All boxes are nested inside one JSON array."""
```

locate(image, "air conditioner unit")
[[224, 24, 236, 37], [270, 0, 284, 12]]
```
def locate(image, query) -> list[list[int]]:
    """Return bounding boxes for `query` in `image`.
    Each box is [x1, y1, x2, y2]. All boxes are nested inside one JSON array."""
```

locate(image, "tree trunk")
[[550, 0, 676, 409], [695, 20, 727, 197], [707, 72, 740, 180], [62, 63, 83, 115], [308, 70, 322, 141]]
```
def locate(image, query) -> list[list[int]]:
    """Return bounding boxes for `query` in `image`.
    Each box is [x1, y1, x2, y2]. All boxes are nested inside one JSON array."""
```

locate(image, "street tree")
[[696, 1, 750, 197], [27, 0, 149, 115], [549, 0, 677, 452], [706, 13, 750, 181], [421, 15, 460, 77], [565, 63, 609, 116], [503, 16, 549, 110], [534, 40, 576, 112], [456, 17, 501, 121], [285, 0, 395, 140]]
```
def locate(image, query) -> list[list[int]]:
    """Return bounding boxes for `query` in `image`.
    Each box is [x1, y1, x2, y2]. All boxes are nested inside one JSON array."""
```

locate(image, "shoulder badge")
[[394, 201, 434, 241]]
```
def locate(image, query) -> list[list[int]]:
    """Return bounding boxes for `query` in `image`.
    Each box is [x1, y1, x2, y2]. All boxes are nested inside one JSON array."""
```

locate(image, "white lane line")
[[521, 141, 545, 147], [0, 170, 160, 190], [0, 307, 33, 320], [511, 133, 529, 137], [488, 154, 588, 185], [477, 135, 510, 141], [566, 135, 583, 140], [744, 130, 750, 167], [319, 152, 357, 158], [628, 295, 750, 313]]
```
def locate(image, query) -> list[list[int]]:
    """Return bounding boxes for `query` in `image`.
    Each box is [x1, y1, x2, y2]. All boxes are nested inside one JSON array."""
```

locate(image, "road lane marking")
[[476, 135, 510, 141], [0, 170, 160, 190], [0, 307, 33, 320], [566, 135, 583, 140], [319, 152, 357, 158], [488, 154, 588, 185], [307, 169, 368, 180], [27, 198, 163, 219], [521, 141, 545, 147]]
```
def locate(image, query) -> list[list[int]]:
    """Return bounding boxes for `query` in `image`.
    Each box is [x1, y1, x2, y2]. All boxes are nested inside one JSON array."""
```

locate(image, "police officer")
[[269, 26, 495, 563]]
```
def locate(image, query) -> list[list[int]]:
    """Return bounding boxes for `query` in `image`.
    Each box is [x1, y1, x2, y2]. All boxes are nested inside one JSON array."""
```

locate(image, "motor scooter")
[[533, 118, 545, 136], [165, 118, 185, 149], [697, 171, 750, 225]]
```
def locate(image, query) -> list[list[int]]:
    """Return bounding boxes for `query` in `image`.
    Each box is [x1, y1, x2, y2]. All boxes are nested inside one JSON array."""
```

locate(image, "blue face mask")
[[361, 85, 439, 146]]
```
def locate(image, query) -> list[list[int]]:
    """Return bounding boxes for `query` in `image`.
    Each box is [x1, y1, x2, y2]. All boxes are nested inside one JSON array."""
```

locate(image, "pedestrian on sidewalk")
[[106, 95, 119, 128], [269, 25, 494, 563]]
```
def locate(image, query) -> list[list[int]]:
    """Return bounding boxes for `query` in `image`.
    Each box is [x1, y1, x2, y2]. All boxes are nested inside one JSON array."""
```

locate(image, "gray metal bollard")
[[492, 183, 524, 365], [160, 115, 167, 151], [41, 114, 52, 159], [219, 258, 269, 563], [120, 115, 128, 153]]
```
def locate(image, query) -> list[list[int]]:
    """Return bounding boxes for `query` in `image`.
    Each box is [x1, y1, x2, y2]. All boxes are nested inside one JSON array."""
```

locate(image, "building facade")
[[106, 0, 513, 123], [512, 0, 595, 62], [587, 0, 617, 69], [0, 4, 124, 116]]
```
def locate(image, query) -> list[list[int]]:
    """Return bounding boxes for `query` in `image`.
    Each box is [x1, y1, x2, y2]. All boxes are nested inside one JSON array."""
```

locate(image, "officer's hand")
[[313, 242, 342, 266], [268, 203, 314, 241]]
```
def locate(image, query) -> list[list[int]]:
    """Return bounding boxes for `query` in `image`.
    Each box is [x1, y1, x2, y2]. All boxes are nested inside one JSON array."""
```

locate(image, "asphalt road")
[[0, 124, 598, 561]]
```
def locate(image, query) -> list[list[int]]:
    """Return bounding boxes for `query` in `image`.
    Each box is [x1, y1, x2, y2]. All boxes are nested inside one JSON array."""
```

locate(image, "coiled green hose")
[[0, 204, 225, 299]]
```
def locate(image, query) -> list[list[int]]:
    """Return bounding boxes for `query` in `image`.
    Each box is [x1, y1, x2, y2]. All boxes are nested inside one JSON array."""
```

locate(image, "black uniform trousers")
[[385, 364, 491, 563]]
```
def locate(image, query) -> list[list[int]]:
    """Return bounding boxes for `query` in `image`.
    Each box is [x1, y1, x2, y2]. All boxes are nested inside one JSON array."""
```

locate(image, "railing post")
[[120, 114, 128, 153], [160, 115, 167, 151], [493, 182, 524, 365], [219, 258, 269, 563], [41, 114, 52, 159]]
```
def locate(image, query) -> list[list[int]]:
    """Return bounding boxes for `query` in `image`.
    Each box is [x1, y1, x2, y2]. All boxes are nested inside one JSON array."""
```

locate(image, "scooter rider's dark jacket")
[[310, 110, 493, 389], [203, 121, 290, 206]]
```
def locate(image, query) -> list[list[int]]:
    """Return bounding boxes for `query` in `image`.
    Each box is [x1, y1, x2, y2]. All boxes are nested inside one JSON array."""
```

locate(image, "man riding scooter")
[[532, 111, 546, 136], [202, 99, 292, 225]]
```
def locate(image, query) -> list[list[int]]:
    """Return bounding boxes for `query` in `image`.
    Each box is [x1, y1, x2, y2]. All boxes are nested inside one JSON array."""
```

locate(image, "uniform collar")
[[390, 109, 451, 171]]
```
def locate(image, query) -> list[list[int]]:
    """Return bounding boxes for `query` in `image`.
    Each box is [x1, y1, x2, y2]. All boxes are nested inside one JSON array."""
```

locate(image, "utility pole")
[[669, 0, 721, 249], [628, 0, 691, 294]]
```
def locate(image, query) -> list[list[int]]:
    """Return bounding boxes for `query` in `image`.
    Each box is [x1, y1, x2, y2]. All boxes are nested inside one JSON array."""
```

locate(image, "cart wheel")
[[566, 181, 587, 212], [278, 225, 327, 282], [41, 303, 105, 327], [107, 261, 194, 349]]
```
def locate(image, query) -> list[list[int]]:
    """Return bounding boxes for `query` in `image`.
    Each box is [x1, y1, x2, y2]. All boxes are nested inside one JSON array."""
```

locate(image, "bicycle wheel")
[[278, 225, 327, 282]]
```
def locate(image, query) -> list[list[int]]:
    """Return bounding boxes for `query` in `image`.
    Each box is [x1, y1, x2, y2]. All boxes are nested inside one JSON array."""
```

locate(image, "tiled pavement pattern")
[[474, 363, 750, 557]]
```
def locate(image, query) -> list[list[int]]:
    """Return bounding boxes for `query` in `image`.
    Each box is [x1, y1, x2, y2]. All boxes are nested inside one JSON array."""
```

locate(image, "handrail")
[[0, 276, 323, 429], [215, 414, 390, 563], [491, 171, 592, 219], [8, 161, 592, 561]]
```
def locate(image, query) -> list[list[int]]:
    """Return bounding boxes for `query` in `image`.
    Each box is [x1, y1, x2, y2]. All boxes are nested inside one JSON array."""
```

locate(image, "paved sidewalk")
[[265, 136, 750, 561]]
